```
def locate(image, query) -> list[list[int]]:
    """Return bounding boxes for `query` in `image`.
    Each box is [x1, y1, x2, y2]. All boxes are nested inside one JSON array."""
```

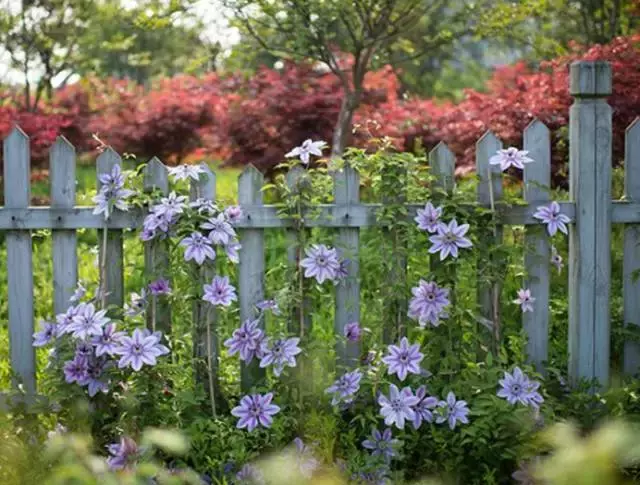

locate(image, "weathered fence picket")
[[1, 60, 639, 404], [624, 118, 640, 376], [523, 120, 552, 371]]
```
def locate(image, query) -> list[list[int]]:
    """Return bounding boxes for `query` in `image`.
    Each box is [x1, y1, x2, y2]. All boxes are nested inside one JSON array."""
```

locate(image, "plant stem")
[[206, 312, 217, 417], [101, 225, 108, 309]]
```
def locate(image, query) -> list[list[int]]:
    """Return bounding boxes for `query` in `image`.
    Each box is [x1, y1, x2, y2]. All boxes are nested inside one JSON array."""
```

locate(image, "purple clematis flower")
[[152, 191, 187, 219], [56, 305, 80, 334], [334, 258, 350, 282], [259, 337, 302, 376], [63, 355, 89, 384], [69, 282, 86, 303], [293, 438, 320, 478], [224, 205, 243, 224], [551, 246, 564, 273], [362, 428, 399, 463], [189, 198, 217, 215], [378, 384, 419, 430], [533, 201, 570, 236], [33, 320, 57, 347], [92, 323, 126, 357], [115, 328, 169, 371], [148, 278, 172, 296], [325, 369, 362, 406], [489, 147, 534, 171], [514, 288, 535, 313], [168, 164, 205, 182], [224, 239, 241, 263], [344, 322, 362, 342], [300, 244, 340, 284], [497, 367, 532, 406], [224, 319, 264, 362], [93, 185, 134, 220], [436, 391, 470, 430], [231, 393, 281, 432], [415, 202, 444, 233], [180, 232, 216, 265], [285, 139, 327, 165], [203, 275, 237, 307], [85, 356, 109, 397], [202, 213, 236, 245], [428, 219, 473, 261], [236, 463, 265, 484], [256, 299, 281, 315], [412, 386, 438, 429], [70, 303, 110, 339], [75, 340, 94, 358], [124, 288, 147, 317], [381, 337, 424, 381], [106, 436, 139, 470], [408, 280, 450, 327]]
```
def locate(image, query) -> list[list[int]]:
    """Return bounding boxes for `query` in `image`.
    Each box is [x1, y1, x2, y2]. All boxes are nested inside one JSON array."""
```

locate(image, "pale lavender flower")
[[189, 198, 217, 215], [115, 328, 169, 371], [259, 337, 302, 376], [436, 392, 470, 430], [293, 438, 320, 478], [203, 276, 237, 306], [148, 278, 172, 295], [344, 322, 362, 342], [231, 393, 281, 432], [325, 369, 362, 405], [300, 244, 340, 284], [415, 202, 444, 233], [106, 437, 139, 470], [381, 337, 424, 381], [514, 288, 535, 313], [180, 232, 216, 265], [152, 191, 187, 219], [498, 367, 532, 406], [225, 240, 241, 263], [408, 280, 450, 327], [378, 384, 419, 430], [69, 282, 86, 303], [142, 211, 173, 240], [489, 147, 534, 171], [412, 386, 438, 429], [236, 464, 265, 485], [285, 139, 327, 165], [63, 355, 89, 384], [168, 164, 205, 182], [202, 213, 236, 245], [33, 320, 57, 347], [334, 258, 350, 282], [56, 305, 80, 334], [224, 205, 243, 224], [428, 219, 473, 260], [533, 201, 570, 236], [525, 380, 545, 409], [70, 303, 110, 339], [124, 288, 147, 317], [85, 356, 109, 397], [256, 299, 281, 315], [92, 323, 126, 357], [92, 185, 134, 219], [362, 428, 399, 463], [551, 246, 564, 273], [224, 319, 264, 362]]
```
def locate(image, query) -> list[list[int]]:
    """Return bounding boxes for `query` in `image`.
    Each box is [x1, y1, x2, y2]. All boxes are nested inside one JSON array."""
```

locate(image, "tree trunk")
[[331, 90, 361, 157]]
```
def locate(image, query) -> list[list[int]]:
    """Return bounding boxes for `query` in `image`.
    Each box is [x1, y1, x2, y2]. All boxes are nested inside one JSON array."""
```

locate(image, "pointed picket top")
[[190, 163, 216, 200], [625, 117, 640, 200], [476, 130, 503, 205], [429, 141, 455, 193], [524, 119, 551, 202], [3, 124, 30, 207], [627, 116, 640, 135], [50, 136, 76, 207], [52, 134, 75, 152], [5, 124, 28, 142], [238, 164, 264, 205], [143, 157, 169, 193]]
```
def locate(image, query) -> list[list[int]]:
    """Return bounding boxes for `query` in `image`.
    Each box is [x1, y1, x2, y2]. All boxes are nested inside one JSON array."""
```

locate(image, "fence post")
[[96, 148, 124, 309], [3, 126, 36, 396], [333, 164, 360, 367], [523, 120, 551, 372], [238, 165, 266, 391], [50, 136, 78, 316], [623, 118, 640, 376], [568, 61, 612, 388], [143, 157, 171, 334]]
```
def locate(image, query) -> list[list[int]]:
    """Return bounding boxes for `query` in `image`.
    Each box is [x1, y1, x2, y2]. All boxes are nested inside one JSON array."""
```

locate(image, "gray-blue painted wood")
[[96, 148, 124, 308], [476, 131, 504, 344], [430, 142, 456, 194], [50, 136, 77, 316], [189, 164, 222, 414], [624, 118, 640, 376], [3, 127, 36, 396], [238, 165, 266, 390], [143, 157, 171, 334], [568, 61, 613, 388], [333, 164, 360, 367], [523, 119, 551, 371]]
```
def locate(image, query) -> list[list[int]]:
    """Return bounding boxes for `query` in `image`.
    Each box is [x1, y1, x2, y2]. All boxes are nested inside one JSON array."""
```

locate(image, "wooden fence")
[[1, 61, 640, 403]]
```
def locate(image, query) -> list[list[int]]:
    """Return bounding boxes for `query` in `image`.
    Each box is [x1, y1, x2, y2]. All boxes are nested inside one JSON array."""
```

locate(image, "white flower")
[[285, 139, 327, 165], [168, 164, 205, 182], [489, 147, 533, 171]]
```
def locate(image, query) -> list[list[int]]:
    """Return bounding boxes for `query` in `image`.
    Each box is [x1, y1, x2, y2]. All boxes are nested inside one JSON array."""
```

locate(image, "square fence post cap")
[[570, 61, 612, 97]]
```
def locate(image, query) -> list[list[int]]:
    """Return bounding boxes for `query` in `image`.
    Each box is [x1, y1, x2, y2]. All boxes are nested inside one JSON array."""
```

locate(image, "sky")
[[0, 0, 240, 86]]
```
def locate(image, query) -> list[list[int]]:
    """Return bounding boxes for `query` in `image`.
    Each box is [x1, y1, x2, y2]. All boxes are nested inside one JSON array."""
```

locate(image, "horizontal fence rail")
[[0, 61, 639, 408]]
